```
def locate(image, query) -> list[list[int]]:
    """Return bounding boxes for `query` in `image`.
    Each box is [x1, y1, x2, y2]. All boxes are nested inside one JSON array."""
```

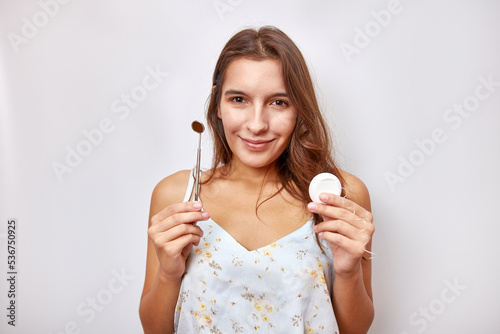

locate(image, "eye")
[[271, 99, 288, 107], [230, 96, 246, 103]]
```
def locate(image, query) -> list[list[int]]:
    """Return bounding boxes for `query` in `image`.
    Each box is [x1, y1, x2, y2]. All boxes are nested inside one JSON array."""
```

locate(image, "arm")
[[139, 171, 209, 334], [308, 172, 374, 334]]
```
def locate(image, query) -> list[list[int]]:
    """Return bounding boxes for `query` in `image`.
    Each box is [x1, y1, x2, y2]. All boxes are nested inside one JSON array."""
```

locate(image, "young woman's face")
[[218, 57, 297, 170]]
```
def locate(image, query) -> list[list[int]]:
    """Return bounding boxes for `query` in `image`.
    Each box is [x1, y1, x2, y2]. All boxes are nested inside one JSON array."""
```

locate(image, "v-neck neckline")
[[203, 217, 314, 253]]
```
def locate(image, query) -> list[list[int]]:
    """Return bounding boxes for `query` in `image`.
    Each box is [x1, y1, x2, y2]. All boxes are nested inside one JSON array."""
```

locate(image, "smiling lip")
[[241, 137, 274, 150]]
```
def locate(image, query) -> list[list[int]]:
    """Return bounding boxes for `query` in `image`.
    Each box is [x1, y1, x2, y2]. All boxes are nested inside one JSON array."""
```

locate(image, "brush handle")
[[194, 138, 202, 201]]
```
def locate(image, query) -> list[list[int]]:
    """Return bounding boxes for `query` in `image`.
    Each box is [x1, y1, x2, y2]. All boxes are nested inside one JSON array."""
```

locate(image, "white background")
[[1, 1, 499, 333]]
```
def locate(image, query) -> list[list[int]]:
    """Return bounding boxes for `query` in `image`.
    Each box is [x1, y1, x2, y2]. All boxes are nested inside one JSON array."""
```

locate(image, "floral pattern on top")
[[173, 216, 339, 334]]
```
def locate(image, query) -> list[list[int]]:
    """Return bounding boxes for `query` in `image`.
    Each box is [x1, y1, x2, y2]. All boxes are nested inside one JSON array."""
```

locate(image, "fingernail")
[[193, 202, 202, 209], [202, 211, 210, 219], [307, 203, 317, 211], [319, 193, 329, 202]]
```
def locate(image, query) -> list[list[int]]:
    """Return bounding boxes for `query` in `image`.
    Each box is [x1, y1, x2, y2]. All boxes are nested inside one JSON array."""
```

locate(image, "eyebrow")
[[224, 89, 289, 98], [224, 89, 246, 96]]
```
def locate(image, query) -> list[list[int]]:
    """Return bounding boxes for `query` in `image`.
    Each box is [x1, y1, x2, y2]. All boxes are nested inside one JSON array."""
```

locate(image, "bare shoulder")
[[339, 169, 371, 212], [149, 170, 191, 218]]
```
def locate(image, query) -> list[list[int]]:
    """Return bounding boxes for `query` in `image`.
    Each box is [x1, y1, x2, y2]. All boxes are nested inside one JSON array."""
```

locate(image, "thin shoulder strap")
[[182, 169, 195, 202]]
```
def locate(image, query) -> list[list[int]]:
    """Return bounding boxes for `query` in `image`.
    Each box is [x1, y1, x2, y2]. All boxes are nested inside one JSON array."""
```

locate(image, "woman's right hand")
[[148, 201, 209, 281]]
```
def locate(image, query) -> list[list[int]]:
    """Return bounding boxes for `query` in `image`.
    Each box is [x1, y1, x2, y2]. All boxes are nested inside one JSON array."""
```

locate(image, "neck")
[[221, 159, 281, 191]]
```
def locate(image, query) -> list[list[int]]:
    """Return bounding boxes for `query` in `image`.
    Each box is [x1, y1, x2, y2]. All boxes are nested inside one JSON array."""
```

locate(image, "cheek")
[[273, 114, 297, 137], [218, 111, 239, 139], [219, 105, 246, 128]]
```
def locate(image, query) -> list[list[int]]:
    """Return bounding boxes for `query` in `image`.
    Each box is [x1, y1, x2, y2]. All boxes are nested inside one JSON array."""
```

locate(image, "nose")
[[245, 105, 269, 135]]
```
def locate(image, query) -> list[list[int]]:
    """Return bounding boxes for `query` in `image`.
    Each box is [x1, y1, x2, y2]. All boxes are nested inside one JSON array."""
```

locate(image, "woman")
[[140, 26, 374, 333]]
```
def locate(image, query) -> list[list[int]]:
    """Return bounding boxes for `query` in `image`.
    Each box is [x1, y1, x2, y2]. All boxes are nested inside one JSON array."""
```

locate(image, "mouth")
[[240, 137, 274, 150]]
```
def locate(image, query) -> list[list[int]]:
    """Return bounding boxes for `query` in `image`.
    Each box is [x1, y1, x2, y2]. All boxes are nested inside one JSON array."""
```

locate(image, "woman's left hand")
[[308, 193, 374, 279]]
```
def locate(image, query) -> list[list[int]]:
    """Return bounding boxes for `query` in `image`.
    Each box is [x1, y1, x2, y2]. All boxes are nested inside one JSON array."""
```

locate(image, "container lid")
[[309, 173, 342, 203]]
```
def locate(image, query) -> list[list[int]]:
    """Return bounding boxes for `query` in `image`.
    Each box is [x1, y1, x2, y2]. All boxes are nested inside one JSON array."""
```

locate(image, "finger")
[[318, 232, 365, 259], [318, 193, 373, 223], [151, 210, 210, 233], [308, 202, 367, 230], [154, 201, 204, 221], [157, 234, 202, 259], [157, 223, 204, 245], [182, 243, 194, 258], [314, 220, 367, 243]]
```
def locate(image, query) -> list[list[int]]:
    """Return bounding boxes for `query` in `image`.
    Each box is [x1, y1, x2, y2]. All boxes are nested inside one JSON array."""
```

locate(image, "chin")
[[239, 155, 281, 169]]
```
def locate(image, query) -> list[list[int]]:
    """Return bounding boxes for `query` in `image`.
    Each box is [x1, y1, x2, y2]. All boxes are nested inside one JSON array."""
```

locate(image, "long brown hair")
[[205, 26, 344, 225]]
